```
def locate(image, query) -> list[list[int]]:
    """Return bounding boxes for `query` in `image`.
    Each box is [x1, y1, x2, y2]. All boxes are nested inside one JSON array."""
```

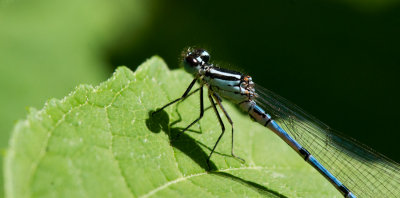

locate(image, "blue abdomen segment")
[[239, 101, 272, 126], [241, 101, 355, 197]]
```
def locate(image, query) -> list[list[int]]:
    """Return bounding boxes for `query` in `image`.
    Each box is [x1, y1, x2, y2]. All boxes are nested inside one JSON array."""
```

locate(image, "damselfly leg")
[[152, 78, 198, 116], [206, 92, 225, 170], [171, 86, 204, 141], [153, 80, 244, 170], [212, 93, 245, 163]]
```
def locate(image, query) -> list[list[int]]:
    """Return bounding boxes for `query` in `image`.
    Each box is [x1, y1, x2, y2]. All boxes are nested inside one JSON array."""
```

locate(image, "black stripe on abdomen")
[[299, 148, 311, 160], [339, 185, 351, 197]]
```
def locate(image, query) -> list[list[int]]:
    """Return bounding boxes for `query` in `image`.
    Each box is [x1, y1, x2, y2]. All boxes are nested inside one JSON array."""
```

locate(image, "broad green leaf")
[[0, 0, 151, 195], [5, 57, 341, 198]]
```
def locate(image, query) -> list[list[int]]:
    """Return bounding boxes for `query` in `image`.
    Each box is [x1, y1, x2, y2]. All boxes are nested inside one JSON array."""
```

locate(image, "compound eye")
[[185, 55, 198, 67], [200, 53, 210, 63], [193, 49, 209, 63]]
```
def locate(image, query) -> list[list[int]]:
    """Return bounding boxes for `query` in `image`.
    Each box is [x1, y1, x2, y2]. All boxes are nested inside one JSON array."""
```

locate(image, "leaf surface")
[[5, 57, 340, 198]]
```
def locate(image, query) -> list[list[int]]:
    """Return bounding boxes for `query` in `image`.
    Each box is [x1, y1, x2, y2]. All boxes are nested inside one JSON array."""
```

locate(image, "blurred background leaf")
[[1, 0, 400, 197], [0, 0, 151, 196]]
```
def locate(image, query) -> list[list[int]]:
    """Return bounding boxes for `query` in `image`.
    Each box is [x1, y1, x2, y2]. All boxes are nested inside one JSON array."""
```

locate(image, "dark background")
[[108, 0, 400, 161]]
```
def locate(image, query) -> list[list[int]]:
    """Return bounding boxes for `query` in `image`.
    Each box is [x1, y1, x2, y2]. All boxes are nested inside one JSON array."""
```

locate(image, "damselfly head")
[[182, 48, 210, 74]]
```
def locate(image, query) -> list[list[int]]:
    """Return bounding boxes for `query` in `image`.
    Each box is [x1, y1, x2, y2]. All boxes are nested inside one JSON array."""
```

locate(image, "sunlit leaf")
[[5, 57, 340, 198]]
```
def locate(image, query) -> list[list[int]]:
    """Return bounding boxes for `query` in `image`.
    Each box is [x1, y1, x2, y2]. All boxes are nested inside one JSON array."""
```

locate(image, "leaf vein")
[[139, 166, 271, 198], [104, 77, 136, 197], [27, 98, 89, 196]]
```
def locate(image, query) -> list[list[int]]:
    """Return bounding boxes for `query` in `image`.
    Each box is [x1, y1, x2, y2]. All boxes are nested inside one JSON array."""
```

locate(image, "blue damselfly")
[[153, 48, 400, 197]]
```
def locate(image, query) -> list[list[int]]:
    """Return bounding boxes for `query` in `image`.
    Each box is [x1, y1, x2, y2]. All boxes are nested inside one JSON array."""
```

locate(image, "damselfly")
[[153, 48, 400, 197]]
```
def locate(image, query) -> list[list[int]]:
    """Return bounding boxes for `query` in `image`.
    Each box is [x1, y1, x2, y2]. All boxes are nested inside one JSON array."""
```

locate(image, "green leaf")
[[5, 57, 341, 198], [0, 1, 151, 196]]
